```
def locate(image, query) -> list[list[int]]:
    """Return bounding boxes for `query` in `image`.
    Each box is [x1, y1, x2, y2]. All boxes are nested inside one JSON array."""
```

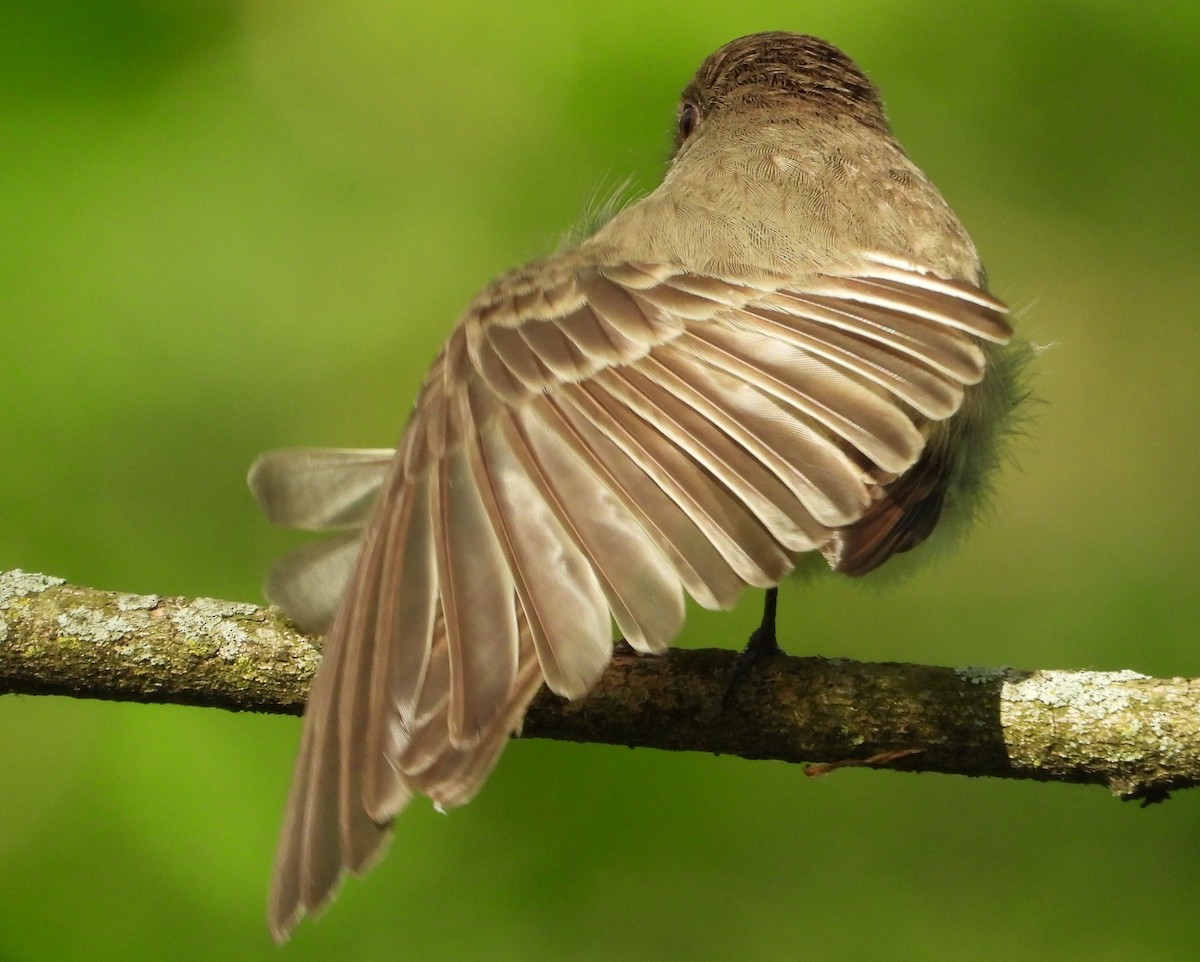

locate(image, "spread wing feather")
[[254, 254, 1012, 938], [498, 407, 686, 654], [249, 448, 394, 531]]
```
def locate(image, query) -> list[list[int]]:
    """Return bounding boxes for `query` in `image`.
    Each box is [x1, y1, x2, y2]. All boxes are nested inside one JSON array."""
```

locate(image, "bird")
[[249, 31, 1027, 940]]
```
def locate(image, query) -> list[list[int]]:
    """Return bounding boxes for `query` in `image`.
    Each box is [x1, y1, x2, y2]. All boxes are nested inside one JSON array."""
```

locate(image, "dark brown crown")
[[681, 33, 888, 133]]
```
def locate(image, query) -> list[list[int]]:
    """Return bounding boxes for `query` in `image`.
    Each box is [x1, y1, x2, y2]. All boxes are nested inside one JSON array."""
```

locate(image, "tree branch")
[[2, 569, 1195, 803]]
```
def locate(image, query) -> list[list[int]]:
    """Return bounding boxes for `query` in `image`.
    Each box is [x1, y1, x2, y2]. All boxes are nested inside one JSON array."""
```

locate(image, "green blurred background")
[[2, 1, 1199, 959]]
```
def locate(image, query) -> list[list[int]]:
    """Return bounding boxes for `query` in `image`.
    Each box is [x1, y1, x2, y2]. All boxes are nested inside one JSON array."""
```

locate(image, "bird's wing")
[[255, 252, 1010, 939], [249, 449, 394, 632]]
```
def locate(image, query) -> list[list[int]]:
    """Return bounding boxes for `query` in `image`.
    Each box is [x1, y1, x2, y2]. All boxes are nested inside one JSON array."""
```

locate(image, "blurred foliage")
[[2, 1, 1199, 959]]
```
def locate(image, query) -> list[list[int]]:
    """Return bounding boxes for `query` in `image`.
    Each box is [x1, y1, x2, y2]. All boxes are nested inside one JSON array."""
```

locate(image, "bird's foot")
[[721, 588, 780, 709]]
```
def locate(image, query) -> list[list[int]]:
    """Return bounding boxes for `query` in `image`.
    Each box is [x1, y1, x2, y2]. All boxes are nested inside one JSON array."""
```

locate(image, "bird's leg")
[[722, 587, 781, 708]]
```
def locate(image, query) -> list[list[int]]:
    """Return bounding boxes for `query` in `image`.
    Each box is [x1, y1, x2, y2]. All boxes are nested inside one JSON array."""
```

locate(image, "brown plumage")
[[249, 31, 1023, 940]]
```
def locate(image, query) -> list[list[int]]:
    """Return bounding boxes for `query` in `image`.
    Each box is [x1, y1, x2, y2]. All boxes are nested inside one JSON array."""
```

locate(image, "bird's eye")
[[677, 102, 700, 142]]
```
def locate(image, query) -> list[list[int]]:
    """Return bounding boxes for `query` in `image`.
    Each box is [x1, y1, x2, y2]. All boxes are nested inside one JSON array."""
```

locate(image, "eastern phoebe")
[[250, 32, 1026, 939]]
